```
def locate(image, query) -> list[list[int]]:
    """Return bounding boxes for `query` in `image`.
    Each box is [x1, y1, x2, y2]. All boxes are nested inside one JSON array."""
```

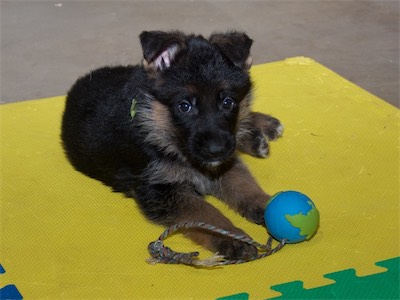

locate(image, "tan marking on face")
[[144, 101, 183, 157]]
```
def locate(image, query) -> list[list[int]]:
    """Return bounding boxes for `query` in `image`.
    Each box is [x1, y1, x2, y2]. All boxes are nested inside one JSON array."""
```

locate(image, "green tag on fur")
[[130, 98, 137, 119]]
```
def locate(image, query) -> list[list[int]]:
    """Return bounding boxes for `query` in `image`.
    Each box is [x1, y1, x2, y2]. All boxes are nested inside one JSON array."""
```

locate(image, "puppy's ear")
[[209, 31, 253, 70], [140, 31, 186, 74]]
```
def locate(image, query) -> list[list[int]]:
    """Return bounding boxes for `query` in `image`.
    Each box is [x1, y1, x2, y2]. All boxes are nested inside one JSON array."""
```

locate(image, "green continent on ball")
[[285, 200, 320, 240]]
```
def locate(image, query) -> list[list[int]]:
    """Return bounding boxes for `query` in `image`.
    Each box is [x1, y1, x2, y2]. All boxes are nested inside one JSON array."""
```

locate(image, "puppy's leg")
[[137, 184, 258, 260], [216, 160, 269, 225], [237, 112, 283, 158]]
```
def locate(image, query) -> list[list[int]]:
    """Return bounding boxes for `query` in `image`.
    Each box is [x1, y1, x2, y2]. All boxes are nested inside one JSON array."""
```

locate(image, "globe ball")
[[264, 191, 320, 243]]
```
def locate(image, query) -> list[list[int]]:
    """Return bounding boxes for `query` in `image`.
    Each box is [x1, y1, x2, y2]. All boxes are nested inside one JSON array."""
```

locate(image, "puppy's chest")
[[143, 160, 220, 195]]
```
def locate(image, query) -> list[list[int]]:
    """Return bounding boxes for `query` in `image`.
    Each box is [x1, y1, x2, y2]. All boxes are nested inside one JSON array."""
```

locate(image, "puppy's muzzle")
[[190, 131, 236, 166]]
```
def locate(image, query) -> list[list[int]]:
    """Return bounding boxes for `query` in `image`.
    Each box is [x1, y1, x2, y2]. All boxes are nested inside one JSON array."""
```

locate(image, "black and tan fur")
[[61, 31, 283, 260]]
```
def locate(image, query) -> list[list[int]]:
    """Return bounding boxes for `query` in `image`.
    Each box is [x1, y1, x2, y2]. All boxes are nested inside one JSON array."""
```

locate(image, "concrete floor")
[[1, 0, 399, 107]]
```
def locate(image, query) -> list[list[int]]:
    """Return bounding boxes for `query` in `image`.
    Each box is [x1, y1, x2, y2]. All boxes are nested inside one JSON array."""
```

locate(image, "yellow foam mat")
[[1, 57, 399, 299]]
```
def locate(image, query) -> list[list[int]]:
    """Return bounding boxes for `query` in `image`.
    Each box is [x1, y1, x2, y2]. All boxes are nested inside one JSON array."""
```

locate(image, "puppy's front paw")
[[217, 238, 258, 261], [238, 113, 283, 158], [243, 205, 265, 225], [256, 117, 283, 157]]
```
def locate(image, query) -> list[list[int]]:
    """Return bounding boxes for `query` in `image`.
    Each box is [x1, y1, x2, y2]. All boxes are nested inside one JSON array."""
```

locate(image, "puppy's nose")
[[206, 140, 226, 156]]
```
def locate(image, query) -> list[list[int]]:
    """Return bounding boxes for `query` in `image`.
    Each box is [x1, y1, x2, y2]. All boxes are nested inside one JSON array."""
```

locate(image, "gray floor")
[[1, 0, 399, 107]]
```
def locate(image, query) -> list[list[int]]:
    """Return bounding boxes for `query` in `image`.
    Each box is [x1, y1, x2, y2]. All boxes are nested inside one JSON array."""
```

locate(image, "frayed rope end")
[[146, 222, 286, 267]]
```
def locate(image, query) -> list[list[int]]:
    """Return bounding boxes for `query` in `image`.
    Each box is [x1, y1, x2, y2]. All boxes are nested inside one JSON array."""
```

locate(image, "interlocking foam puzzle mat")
[[1, 57, 399, 299]]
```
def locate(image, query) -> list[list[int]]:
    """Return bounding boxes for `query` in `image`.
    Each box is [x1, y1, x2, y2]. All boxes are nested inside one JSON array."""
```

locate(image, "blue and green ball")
[[264, 191, 320, 243]]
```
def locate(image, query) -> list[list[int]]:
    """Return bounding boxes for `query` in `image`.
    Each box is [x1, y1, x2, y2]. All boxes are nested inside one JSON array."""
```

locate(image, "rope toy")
[[147, 221, 286, 267]]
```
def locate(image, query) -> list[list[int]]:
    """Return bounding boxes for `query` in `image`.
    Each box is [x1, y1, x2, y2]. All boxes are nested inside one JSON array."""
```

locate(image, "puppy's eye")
[[178, 101, 192, 113], [222, 97, 235, 110]]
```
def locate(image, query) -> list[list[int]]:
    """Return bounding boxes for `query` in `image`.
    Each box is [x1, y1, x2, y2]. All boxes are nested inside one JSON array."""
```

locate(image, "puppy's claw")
[[269, 123, 284, 141]]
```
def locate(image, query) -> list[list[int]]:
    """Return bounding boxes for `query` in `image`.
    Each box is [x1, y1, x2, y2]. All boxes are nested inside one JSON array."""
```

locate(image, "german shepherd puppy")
[[61, 31, 283, 260]]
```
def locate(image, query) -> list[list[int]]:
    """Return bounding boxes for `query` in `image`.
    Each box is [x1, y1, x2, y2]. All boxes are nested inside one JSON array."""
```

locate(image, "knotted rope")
[[147, 221, 286, 267]]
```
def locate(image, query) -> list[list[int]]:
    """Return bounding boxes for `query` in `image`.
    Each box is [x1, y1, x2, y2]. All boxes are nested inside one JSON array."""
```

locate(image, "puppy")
[[61, 31, 283, 260]]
